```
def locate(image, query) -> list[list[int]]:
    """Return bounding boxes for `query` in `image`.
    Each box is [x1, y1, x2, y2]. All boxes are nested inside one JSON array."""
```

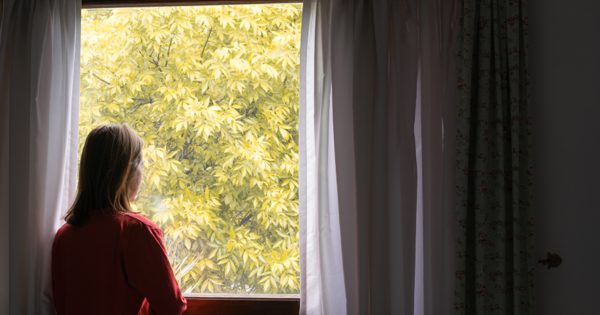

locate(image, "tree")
[[80, 4, 301, 294]]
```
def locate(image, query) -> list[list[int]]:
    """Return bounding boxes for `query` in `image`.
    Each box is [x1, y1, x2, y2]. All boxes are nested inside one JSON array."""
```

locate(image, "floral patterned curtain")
[[454, 0, 534, 314]]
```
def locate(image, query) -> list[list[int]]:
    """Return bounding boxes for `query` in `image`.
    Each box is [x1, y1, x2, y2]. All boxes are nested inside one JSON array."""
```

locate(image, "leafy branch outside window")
[[80, 4, 302, 294]]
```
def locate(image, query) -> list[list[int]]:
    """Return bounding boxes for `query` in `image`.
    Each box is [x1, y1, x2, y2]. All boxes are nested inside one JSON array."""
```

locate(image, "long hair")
[[65, 124, 144, 226]]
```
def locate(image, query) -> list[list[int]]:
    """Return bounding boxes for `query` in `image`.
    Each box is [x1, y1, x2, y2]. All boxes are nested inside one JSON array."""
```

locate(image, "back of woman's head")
[[65, 124, 144, 226]]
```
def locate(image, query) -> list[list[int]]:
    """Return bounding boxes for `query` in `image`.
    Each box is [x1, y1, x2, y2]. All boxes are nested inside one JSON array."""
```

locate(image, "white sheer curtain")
[[0, 0, 81, 314], [299, 0, 457, 314]]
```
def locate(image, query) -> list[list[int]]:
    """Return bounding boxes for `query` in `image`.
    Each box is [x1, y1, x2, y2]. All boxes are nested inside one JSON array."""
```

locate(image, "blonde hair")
[[65, 124, 144, 226]]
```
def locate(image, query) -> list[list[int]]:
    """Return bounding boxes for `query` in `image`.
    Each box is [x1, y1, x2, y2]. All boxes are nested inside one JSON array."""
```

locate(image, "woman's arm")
[[124, 223, 187, 315]]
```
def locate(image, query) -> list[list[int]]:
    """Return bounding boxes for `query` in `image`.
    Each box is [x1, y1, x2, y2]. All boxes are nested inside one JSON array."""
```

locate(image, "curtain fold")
[[454, 0, 534, 314], [0, 0, 81, 313], [299, 0, 457, 314], [300, 1, 348, 314], [417, 1, 458, 314]]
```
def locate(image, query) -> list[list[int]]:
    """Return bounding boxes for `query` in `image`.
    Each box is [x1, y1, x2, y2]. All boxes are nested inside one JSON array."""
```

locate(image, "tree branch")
[[133, 98, 153, 109], [151, 60, 163, 72], [234, 209, 244, 220], [239, 211, 253, 226], [201, 29, 213, 59], [92, 73, 110, 85], [152, 45, 163, 72], [165, 37, 174, 67], [157, 44, 162, 64]]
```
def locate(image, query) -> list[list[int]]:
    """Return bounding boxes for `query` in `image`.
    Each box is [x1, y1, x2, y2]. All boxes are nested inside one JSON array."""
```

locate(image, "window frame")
[[80, 0, 301, 313], [82, 0, 300, 9], [184, 294, 300, 314]]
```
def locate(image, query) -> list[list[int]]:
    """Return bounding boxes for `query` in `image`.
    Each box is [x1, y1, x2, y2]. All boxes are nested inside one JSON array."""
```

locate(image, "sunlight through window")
[[80, 4, 301, 294]]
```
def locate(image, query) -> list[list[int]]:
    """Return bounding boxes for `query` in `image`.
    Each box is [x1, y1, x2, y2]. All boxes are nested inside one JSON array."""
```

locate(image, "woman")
[[52, 124, 187, 315]]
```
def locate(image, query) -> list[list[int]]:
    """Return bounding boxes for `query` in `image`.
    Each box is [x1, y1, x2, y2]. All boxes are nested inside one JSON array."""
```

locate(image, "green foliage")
[[80, 4, 301, 294]]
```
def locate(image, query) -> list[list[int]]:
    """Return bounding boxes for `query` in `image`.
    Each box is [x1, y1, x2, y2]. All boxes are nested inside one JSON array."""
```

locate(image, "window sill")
[[183, 294, 300, 315]]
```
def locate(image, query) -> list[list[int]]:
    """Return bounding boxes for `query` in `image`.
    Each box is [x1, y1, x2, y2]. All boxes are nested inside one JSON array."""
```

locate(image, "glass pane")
[[80, 4, 301, 294]]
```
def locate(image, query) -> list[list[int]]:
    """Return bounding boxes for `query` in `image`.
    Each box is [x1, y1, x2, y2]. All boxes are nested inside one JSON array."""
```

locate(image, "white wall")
[[530, 0, 600, 313]]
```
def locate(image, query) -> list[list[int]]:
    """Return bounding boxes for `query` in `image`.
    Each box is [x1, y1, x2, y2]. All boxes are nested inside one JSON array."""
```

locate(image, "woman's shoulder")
[[120, 212, 162, 234], [54, 223, 73, 241]]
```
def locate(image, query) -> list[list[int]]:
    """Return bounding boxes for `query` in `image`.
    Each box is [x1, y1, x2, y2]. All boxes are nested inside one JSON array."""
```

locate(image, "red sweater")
[[52, 209, 187, 315]]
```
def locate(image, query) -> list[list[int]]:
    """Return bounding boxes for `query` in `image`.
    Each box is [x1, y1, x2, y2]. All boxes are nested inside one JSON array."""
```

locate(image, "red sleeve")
[[124, 224, 187, 315]]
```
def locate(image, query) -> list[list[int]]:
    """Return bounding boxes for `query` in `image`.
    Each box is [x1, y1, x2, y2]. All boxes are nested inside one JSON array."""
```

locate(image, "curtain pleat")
[[299, 0, 457, 314], [454, 0, 534, 314], [0, 0, 81, 314], [418, 1, 459, 315], [300, 1, 348, 314]]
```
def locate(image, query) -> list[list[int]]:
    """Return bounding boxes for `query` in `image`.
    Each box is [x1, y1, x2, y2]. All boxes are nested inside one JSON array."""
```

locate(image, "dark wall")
[[530, 0, 600, 313]]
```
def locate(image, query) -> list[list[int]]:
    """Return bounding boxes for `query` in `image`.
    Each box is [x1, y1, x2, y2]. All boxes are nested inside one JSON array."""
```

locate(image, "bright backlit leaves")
[[80, 4, 301, 294]]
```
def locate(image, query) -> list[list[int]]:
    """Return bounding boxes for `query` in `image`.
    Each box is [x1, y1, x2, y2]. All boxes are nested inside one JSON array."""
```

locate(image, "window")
[[80, 1, 300, 312]]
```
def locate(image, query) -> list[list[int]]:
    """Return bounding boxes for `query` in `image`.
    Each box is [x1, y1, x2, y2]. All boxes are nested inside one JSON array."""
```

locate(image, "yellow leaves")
[[116, 67, 132, 77], [81, 4, 303, 295], [219, 14, 235, 29], [107, 104, 120, 113], [225, 261, 231, 275], [206, 247, 218, 259], [217, 258, 229, 265], [232, 81, 246, 93], [208, 282, 215, 293], [201, 80, 210, 93], [210, 67, 221, 79], [272, 32, 296, 47], [195, 14, 214, 28], [279, 128, 290, 140], [229, 58, 249, 72], [208, 105, 222, 114], [89, 105, 102, 117], [248, 251, 259, 264], [209, 278, 223, 286], [151, 174, 161, 188], [287, 275, 298, 290], [261, 64, 279, 79], [259, 81, 271, 92], [130, 82, 142, 93]]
